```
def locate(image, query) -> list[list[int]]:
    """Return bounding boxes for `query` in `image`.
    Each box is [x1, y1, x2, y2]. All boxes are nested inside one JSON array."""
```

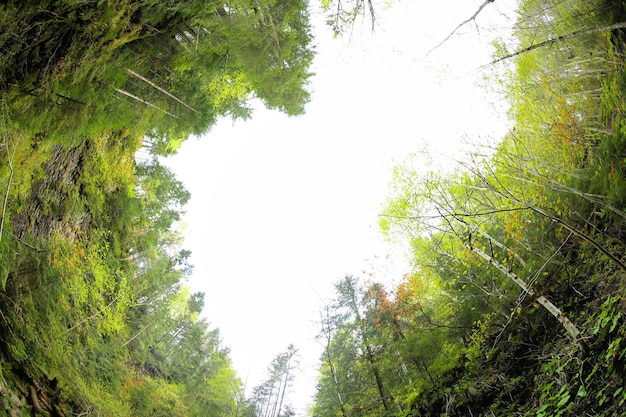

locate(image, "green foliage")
[[313, 0, 626, 416], [313, 274, 467, 417], [0, 0, 317, 414], [0, 0, 314, 153]]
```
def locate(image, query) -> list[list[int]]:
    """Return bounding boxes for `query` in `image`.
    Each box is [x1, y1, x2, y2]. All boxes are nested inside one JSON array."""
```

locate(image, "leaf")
[[610, 312, 622, 333], [613, 387, 623, 398], [556, 392, 570, 408]]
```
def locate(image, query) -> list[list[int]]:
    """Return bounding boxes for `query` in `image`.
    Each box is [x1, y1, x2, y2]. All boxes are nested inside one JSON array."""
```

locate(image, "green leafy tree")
[[1, 0, 315, 153]]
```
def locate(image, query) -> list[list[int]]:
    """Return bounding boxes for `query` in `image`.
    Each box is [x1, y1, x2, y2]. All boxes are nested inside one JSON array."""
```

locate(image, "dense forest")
[[312, 0, 626, 416], [1, 0, 626, 417], [0, 0, 313, 416]]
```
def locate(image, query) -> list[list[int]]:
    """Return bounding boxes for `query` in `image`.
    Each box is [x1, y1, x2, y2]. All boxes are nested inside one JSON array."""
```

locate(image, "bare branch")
[[421, 0, 495, 60], [379, 206, 529, 222], [10, 234, 43, 252], [454, 157, 626, 274], [418, 306, 469, 330]]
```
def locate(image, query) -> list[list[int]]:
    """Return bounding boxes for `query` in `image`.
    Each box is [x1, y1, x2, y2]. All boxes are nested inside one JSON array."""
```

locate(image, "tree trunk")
[[491, 21, 626, 66], [114, 88, 179, 119], [365, 345, 393, 415], [467, 243, 585, 351], [320, 308, 348, 417], [276, 366, 289, 417], [126, 69, 199, 113]]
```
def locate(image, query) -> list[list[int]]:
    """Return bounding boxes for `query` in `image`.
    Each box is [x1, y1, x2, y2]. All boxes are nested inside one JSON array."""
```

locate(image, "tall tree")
[[250, 345, 299, 417], [381, 162, 587, 347]]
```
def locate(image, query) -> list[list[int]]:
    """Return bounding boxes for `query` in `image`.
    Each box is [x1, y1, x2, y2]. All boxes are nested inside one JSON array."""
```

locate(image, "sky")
[[164, 1, 517, 415]]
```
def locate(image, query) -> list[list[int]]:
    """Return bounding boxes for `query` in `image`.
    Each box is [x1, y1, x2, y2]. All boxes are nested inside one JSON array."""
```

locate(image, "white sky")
[[164, 1, 517, 415]]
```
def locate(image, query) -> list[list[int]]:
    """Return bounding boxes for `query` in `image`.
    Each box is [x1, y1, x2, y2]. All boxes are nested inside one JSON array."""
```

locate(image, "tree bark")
[[0, 142, 15, 245]]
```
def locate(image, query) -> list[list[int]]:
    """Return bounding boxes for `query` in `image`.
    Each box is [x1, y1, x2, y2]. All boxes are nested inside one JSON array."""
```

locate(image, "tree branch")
[[460, 159, 626, 274], [379, 206, 529, 222], [418, 306, 469, 330], [68, 295, 121, 332], [421, 0, 495, 60], [10, 233, 43, 252]]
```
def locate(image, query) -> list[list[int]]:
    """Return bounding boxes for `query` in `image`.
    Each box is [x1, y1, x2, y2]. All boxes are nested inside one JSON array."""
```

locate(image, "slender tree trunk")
[[114, 88, 179, 119], [54, 93, 86, 106], [420, 358, 434, 383], [270, 381, 279, 417], [68, 295, 122, 331], [263, 381, 276, 417], [325, 338, 348, 415], [365, 345, 393, 415], [320, 308, 348, 417], [490, 21, 626, 66], [126, 69, 199, 113], [122, 322, 151, 347], [466, 242, 585, 351], [276, 366, 289, 417], [0, 143, 14, 244]]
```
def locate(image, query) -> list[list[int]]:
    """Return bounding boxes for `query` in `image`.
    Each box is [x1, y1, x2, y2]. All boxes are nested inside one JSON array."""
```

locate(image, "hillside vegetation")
[[0, 0, 312, 416], [3, 0, 626, 416], [312, 0, 626, 416]]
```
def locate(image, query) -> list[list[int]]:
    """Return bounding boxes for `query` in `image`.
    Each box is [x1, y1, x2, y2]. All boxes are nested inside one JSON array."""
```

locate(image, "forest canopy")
[[2, 0, 626, 416], [0, 0, 314, 416], [311, 0, 626, 416], [0, 0, 315, 154]]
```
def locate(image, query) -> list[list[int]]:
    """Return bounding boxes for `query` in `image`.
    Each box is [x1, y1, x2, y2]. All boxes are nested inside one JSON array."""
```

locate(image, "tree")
[[1, 0, 315, 154], [317, 306, 348, 417], [381, 160, 588, 348], [250, 345, 299, 417], [224, 0, 315, 115], [336, 276, 394, 415], [313, 272, 471, 416]]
